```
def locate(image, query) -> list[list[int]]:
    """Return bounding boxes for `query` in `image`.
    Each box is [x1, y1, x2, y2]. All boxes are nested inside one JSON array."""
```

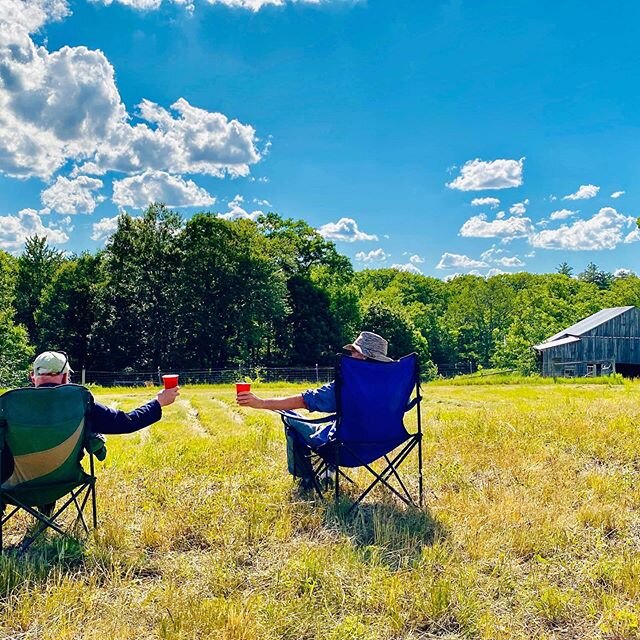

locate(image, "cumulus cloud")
[[624, 227, 640, 244], [391, 262, 422, 274], [436, 252, 488, 270], [471, 197, 500, 209], [0, 208, 70, 252], [91, 215, 121, 242], [78, 98, 261, 179], [355, 248, 387, 263], [446, 157, 524, 191], [509, 199, 529, 216], [409, 254, 424, 265], [549, 208, 577, 220], [216, 194, 263, 220], [493, 256, 525, 267], [93, 0, 351, 11], [614, 268, 634, 278], [40, 175, 105, 214], [611, 191, 625, 199], [0, 6, 262, 180], [317, 218, 377, 242], [531, 207, 634, 250], [563, 184, 600, 200], [459, 213, 534, 239], [112, 170, 215, 208]]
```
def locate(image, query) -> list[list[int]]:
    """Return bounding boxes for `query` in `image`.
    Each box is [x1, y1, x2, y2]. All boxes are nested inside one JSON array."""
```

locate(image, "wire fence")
[[79, 361, 478, 386], [81, 366, 336, 387]]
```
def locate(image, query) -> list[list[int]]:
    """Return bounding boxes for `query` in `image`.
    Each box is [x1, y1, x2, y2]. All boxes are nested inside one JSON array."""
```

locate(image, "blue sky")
[[2, 0, 640, 278]]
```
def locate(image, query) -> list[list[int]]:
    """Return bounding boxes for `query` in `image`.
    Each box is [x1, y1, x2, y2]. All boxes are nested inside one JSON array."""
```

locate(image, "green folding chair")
[[0, 384, 98, 552]]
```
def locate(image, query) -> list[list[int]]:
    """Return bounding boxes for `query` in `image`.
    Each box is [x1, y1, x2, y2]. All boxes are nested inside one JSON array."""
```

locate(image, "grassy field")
[[2, 381, 640, 639]]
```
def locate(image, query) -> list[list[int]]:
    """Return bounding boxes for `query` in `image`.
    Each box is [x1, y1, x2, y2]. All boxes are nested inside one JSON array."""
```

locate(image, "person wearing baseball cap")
[[1, 350, 180, 494], [237, 331, 394, 487]]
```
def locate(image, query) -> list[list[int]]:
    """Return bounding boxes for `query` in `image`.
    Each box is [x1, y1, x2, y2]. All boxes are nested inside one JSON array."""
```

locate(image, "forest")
[[1, 203, 639, 386]]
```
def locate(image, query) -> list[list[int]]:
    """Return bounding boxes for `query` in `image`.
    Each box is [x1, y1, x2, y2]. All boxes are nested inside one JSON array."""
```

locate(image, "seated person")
[[236, 332, 393, 483], [1, 350, 180, 487]]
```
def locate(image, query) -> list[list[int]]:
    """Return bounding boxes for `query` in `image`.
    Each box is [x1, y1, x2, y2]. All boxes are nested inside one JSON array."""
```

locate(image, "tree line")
[[1, 203, 639, 386]]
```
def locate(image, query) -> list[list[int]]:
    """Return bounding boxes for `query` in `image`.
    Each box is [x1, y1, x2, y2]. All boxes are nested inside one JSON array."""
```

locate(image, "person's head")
[[31, 351, 73, 387], [343, 331, 393, 362]]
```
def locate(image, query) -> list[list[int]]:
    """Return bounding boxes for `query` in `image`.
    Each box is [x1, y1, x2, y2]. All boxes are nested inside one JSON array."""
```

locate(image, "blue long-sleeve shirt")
[[89, 398, 162, 434]]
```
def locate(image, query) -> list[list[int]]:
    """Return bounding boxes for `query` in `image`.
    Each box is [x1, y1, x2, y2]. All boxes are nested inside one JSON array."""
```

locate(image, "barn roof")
[[536, 306, 635, 348], [533, 335, 581, 351], [545, 306, 635, 342]]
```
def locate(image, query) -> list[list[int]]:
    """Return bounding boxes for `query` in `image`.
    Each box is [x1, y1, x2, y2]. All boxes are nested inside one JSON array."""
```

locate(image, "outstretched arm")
[[236, 392, 306, 411]]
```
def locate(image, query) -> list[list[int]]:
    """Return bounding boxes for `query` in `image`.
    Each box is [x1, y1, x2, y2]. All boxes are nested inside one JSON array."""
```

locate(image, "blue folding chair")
[[280, 353, 423, 511]]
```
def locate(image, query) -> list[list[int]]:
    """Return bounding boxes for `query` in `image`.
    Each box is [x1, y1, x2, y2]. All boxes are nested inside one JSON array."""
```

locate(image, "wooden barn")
[[533, 306, 640, 377]]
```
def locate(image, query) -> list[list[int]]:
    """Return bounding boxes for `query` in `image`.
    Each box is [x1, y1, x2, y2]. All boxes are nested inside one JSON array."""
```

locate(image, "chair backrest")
[[0, 384, 92, 492], [335, 353, 419, 467]]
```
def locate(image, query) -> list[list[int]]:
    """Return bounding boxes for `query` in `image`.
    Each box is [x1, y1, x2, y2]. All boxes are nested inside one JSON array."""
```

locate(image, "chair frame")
[[0, 416, 98, 554], [282, 353, 423, 512]]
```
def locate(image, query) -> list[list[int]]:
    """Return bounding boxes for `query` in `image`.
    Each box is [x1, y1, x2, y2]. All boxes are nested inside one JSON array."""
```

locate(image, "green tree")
[[557, 262, 573, 277], [14, 236, 64, 343], [91, 205, 183, 369], [578, 262, 613, 290], [35, 253, 102, 369], [175, 215, 287, 367], [0, 312, 34, 388]]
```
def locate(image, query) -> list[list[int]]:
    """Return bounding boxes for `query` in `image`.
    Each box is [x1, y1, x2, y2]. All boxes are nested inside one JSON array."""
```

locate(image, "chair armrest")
[[276, 409, 337, 425], [405, 397, 422, 412]]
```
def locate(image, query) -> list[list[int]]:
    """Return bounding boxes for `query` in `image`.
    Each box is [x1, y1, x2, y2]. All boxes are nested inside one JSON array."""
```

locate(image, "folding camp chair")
[[280, 352, 423, 511], [0, 384, 98, 552]]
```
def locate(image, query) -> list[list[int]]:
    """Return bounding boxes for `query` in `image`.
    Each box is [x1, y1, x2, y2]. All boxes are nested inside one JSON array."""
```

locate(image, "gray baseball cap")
[[33, 351, 73, 375]]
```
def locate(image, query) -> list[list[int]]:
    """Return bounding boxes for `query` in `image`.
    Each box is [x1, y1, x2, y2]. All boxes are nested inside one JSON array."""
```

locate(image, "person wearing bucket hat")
[[1, 350, 180, 490], [237, 331, 394, 487]]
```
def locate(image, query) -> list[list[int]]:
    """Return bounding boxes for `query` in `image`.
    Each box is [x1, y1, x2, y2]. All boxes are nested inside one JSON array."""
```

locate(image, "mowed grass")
[[3, 381, 640, 638]]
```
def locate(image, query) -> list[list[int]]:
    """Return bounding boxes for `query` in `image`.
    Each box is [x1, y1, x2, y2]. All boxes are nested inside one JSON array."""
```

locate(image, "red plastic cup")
[[236, 382, 251, 394], [162, 374, 179, 389]]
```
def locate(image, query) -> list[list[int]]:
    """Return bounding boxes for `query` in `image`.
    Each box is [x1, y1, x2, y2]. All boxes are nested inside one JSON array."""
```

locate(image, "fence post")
[[315, 363, 319, 383], [81, 368, 86, 385]]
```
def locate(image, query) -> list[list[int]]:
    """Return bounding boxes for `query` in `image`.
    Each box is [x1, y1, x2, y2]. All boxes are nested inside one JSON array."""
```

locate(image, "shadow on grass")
[[0, 536, 86, 598], [326, 499, 445, 570]]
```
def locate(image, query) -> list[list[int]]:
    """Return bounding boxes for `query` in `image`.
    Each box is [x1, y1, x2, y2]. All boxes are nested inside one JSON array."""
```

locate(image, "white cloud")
[[391, 263, 422, 274], [563, 184, 600, 200], [624, 228, 640, 244], [253, 198, 272, 207], [436, 252, 488, 270], [0, 7, 262, 180], [91, 215, 121, 242], [486, 268, 506, 277], [549, 208, 577, 220], [317, 218, 377, 242], [409, 254, 424, 265], [611, 191, 625, 199], [40, 175, 105, 214], [509, 198, 529, 216], [494, 256, 525, 267], [355, 248, 387, 263], [459, 214, 534, 239], [216, 194, 263, 220], [112, 170, 215, 208], [446, 157, 524, 191], [471, 197, 500, 209], [78, 98, 261, 179], [614, 268, 634, 278], [479, 246, 524, 268], [531, 207, 634, 250], [92, 0, 351, 11], [0, 208, 70, 252]]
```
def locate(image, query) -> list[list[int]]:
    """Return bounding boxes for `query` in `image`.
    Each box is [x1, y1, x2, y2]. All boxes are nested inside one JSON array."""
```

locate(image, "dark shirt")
[[89, 398, 162, 434], [1, 386, 163, 483]]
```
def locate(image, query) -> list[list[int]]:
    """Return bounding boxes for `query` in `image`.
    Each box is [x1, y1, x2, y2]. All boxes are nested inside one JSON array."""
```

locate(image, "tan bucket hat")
[[343, 331, 393, 362]]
